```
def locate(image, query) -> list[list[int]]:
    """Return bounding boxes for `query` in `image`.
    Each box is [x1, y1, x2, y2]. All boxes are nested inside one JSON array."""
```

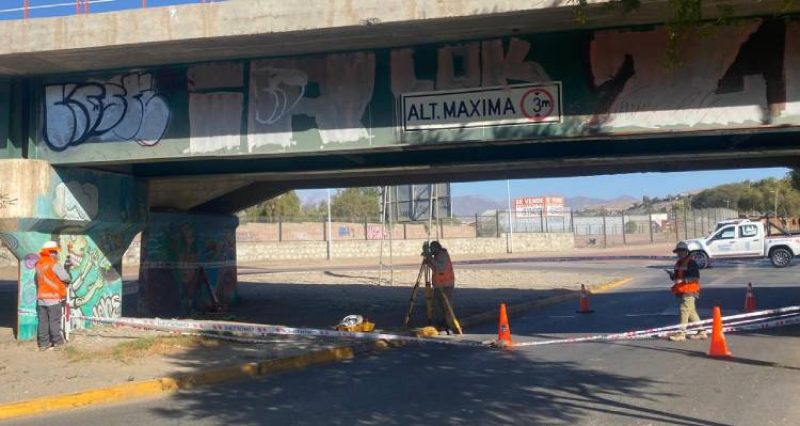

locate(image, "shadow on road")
[[122, 281, 572, 332], [145, 344, 729, 426]]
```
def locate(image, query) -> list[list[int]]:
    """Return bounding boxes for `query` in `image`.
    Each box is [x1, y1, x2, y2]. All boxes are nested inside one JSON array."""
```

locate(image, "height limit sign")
[[520, 87, 558, 122], [401, 81, 562, 131]]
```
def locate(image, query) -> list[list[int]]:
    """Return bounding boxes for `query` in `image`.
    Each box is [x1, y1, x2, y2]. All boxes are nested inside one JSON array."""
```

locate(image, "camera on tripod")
[[420, 241, 433, 259]]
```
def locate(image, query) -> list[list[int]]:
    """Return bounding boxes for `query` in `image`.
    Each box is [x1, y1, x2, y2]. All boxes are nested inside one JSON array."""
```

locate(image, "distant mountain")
[[565, 195, 638, 211], [299, 190, 640, 216], [452, 195, 505, 217]]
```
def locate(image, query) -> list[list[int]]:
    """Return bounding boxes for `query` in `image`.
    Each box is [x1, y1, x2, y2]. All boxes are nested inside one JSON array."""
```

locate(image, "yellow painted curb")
[[459, 276, 634, 328], [0, 341, 388, 422], [0, 378, 178, 421]]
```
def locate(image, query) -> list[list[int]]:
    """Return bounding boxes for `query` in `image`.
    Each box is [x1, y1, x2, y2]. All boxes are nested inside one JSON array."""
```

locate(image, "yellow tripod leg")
[[438, 288, 463, 335]]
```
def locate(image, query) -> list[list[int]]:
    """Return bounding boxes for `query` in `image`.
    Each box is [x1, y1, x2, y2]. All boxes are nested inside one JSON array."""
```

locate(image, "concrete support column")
[[138, 212, 238, 317], [0, 160, 146, 340]]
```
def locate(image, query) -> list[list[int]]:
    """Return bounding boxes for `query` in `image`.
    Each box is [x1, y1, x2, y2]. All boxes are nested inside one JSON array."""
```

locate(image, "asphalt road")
[[11, 259, 800, 426]]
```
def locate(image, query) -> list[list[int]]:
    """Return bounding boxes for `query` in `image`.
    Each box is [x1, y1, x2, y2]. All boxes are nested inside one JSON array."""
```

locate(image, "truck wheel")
[[770, 248, 793, 268], [690, 251, 709, 269]]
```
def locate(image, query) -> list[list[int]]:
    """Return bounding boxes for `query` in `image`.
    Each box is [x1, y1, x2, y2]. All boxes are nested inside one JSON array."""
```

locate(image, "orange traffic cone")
[[743, 282, 756, 313], [576, 284, 594, 314], [497, 303, 513, 347], [707, 306, 732, 358]]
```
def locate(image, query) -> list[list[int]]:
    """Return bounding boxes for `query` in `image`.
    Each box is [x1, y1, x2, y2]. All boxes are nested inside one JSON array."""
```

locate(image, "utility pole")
[[506, 180, 514, 253], [326, 189, 332, 260]]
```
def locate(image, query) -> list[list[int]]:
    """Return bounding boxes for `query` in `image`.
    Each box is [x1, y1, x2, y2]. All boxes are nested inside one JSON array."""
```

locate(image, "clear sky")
[[294, 168, 790, 205], [455, 167, 790, 202], [0, 0, 215, 20]]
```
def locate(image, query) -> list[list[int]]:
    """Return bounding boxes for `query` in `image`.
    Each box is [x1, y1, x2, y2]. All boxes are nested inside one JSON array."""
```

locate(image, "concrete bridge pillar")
[[138, 212, 238, 317], [0, 159, 146, 340]]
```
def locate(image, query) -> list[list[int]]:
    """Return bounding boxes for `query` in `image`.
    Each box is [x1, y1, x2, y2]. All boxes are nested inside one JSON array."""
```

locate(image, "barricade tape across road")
[[74, 316, 486, 348], [74, 304, 800, 350], [512, 305, 800, 347]]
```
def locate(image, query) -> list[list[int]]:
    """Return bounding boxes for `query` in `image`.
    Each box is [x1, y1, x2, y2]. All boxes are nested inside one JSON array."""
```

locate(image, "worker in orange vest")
[[425, 241, 457, 333], [35, 241, 72, 351], [668, 241, 708, 341]]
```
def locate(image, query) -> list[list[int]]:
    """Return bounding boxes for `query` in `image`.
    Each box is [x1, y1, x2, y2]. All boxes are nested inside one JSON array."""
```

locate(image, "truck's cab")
[[683, 219, 800, 268]]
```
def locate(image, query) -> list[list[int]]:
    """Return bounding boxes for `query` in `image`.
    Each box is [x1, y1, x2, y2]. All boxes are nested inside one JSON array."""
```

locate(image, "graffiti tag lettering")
[[53, 181, 99, 221], [44, 72, 170, 150], [0, 192, 17, 209]]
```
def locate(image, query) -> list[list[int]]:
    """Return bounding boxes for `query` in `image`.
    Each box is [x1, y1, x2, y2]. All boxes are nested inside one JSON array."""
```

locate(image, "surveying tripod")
[[402, 242, 463, 335]]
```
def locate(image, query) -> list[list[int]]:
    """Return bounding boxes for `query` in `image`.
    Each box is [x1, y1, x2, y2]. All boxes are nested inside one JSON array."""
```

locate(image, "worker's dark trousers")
[[37, 303, 65, 348], [433, 286, 456, 331]]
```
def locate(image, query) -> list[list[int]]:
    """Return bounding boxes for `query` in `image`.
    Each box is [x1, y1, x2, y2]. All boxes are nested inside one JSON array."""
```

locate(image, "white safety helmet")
[[673, 241, 689, 253], [339, 315, 364, 327], [41, 241, 60, 252]]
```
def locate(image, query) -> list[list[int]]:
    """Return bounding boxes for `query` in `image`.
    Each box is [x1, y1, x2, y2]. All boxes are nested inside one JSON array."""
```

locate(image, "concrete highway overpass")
[[1, 0, 800, 339]]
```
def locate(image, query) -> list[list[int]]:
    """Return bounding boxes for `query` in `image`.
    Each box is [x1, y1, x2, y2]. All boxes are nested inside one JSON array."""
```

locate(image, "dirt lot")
[[231, 267, 623, 330]]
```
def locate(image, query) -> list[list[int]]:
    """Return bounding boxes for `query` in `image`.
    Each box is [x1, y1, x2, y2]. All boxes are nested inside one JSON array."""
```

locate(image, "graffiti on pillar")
[[52, 182, 99, 221], [0, 192, 16, 209], [43, 72, 170, 151], [60, 234, 123, 329], [0, 234, 18, 267], [140, 213, 237, 316]]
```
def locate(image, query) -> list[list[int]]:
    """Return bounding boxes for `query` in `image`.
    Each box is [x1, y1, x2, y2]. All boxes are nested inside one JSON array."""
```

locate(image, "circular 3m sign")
[[520, 87, 557, 122]]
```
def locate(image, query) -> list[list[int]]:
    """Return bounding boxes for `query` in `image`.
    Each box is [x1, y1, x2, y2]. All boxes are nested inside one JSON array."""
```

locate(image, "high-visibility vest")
[[431, 252, 455, 287], [36, 254, 67, 301], [671, 257, 700, 295]]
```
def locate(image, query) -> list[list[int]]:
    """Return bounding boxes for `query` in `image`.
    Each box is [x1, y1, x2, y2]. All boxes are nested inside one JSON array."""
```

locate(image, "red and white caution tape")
[[513, 306, 800, 347], [74, 305, 800, 350], [75, 315, 485, 348]]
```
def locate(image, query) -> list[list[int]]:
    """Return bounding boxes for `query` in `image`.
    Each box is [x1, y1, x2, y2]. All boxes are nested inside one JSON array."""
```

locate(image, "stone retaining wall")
[[236, 233, 574, 262], [6, 233, 574, 268]]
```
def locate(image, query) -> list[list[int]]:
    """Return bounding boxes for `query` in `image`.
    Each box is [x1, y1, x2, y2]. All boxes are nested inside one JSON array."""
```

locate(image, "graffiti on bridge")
[[36, 20, 800, 159], [44, 72, 170, 151]]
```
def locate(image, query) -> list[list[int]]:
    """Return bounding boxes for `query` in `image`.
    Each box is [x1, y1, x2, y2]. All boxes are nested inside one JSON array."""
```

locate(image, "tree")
[[330, 188, 381, 220], [243, 191, 301, 222], [789, 169, 800, 192]]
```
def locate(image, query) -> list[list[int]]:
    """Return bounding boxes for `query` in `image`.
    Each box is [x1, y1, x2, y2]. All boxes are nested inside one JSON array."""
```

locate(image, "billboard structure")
[[514, 196, 566, 218], [385, 183, 451, 222]]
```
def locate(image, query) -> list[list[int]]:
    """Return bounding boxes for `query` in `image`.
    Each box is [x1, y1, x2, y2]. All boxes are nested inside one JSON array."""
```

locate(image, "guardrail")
[[1, 0, 223, 21]]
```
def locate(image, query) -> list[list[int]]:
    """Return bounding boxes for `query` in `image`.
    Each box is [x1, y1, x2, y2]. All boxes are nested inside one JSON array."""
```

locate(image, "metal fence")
[[238, 207, 741, 248], [0, 0, 222, 21]]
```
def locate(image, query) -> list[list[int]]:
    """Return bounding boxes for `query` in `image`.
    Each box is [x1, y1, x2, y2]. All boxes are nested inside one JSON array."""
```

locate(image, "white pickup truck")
[[683, 219, 800, 268]]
